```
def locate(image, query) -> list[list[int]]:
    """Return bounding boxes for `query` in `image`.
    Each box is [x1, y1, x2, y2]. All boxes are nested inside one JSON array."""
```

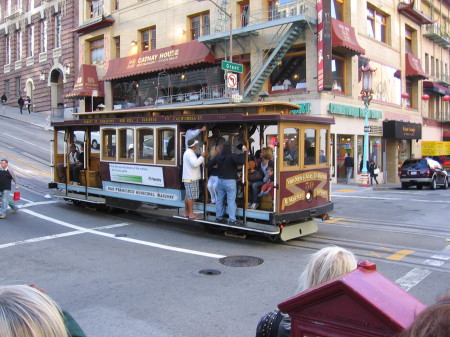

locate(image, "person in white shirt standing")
[[182, 139, 206, 219]]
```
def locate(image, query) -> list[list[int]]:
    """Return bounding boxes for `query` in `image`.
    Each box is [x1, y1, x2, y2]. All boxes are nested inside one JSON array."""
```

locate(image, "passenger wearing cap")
[[182, 139, 207, 219], [96, 103, 105, 111]]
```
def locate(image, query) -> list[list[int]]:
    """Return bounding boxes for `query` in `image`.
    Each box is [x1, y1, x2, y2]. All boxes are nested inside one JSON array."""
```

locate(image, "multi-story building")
[[72, 0, 449, 184], [0, 0, 78, 115]]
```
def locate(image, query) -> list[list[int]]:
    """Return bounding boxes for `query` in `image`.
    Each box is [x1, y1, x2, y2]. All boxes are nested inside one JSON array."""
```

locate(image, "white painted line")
[[395, 245, 450, 291], [1, 132, 49, 151], [19, 209, 226, 259], [19, 200, 58, 208], [331, 194, 450, 204]]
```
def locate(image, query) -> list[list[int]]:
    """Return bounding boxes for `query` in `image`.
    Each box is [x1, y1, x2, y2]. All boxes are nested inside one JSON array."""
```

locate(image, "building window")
[[28, 0, 35, 10], [431, 56, 435, 76], [140, 27, 156, 52], [16, 30, 22, 60], [331, 0, 344, 21], [5, 36, 11, 64], [54, 14, 62, 48], [40, 20, 47, 53], [190, 13, 210, 40], [425, 53, 429, 74], [27, 25, 34, 57], [241, 3, 249, 27], [405, 27, 413, 54], [91, 0, 103, 18], [367, 6, 388, 43], [405, 79, 415, 109], [332, 57, 344, 93], [268, 0, 279, 21], [15, 77, 21, 97], [269, 48, 306, 92], [114, 36, 120, 59], [90, 37, 104, 64], [114, 0, 119, 10], [436, 58, 440, 78]]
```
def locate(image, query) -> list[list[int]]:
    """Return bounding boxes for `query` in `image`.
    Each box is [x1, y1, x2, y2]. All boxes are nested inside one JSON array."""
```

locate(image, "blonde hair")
[[296, 246, 357, 293], [0, 285, 69, 337], [261, 147, 273, 160]]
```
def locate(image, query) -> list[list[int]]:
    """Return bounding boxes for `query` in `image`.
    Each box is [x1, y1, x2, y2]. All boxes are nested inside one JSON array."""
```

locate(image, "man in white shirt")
[[182, 139, 207, 219], [185, 125, 206, 156]]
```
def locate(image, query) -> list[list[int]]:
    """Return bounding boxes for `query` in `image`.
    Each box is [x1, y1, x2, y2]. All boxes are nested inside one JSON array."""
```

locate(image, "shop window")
[[283, 127, 299, 167], [140, 27, 156, 52], [137, 128, 154, 162], [90, 37, 104, 64], [405, 79, 414, 108], [102, 129, 116, 160], [319, 129, 328, 164], [304, 128, 316, 165], [190, 12, 210, 40], [118, 128, 134, 161], [54, 14, 62, 49], [40, 20, 47, 53], [331, 57, 344, 92], [157, 128, 175, 163], [15, 77, 21, 98], [337, 135, 354, 182], [367, 5, 388, 44], [270, 49, 306, 91]]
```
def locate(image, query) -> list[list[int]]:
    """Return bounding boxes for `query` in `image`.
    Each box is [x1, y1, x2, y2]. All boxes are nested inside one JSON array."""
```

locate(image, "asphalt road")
[[1, 115, 450, 336]]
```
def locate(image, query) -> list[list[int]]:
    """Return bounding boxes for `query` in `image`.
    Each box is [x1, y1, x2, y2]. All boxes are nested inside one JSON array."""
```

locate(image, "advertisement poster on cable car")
[[109, 163, 164, 187]]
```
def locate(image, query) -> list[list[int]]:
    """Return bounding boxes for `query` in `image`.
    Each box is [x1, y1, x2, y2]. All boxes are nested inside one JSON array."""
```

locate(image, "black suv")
[[399, 158, 448, 190]]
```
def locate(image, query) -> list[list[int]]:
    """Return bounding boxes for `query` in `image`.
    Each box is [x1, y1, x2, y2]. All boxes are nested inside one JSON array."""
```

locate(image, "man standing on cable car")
[[209, 141, 247, 226], [182, 139, 206, 220]]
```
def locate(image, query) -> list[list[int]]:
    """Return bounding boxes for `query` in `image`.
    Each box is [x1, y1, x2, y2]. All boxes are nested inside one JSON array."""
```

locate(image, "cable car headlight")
[[306, 190, 313, 202]]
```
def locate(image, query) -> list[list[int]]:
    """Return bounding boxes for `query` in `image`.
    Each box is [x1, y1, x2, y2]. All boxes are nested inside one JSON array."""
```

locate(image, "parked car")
[[399, 158, 448, 190], [73, 131, 100, 149]]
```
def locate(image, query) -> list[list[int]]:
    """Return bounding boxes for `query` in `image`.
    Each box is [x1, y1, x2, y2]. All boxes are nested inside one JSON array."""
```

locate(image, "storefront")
[[101, 41, 221, 109], [383, 120, 422, 183]]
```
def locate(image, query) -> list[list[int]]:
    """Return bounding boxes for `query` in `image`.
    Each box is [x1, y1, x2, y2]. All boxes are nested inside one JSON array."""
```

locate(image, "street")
[[1, 114, 450, 337]]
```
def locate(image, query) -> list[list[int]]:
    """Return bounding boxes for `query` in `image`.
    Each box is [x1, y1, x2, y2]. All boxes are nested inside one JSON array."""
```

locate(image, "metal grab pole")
[[273, 143, 278, 213], [50, 140, 54, 182]]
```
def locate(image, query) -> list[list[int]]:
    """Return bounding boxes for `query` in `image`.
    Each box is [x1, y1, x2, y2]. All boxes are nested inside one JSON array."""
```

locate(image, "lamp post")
[[360, 65, 376, 187], [197, 0, 232, 99]]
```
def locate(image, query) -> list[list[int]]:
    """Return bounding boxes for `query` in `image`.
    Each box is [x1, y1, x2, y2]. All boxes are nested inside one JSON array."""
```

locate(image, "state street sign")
[[221, 60, 243, 73]]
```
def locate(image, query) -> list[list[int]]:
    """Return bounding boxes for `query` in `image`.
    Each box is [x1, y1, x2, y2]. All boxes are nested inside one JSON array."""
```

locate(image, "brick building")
[[0, 0, 78, 115]]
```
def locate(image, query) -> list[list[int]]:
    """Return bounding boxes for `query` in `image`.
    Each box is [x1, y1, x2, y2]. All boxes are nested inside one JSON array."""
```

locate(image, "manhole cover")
[[199, 269, 221, 276], [219, 255, 264, 267]]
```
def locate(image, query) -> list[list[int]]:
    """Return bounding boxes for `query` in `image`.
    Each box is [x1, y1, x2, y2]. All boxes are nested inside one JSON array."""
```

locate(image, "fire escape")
[[198, 0, 316, 102]]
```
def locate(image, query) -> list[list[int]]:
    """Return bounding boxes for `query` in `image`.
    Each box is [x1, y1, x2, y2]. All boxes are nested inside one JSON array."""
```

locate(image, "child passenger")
[[258, 166, 274, 199]]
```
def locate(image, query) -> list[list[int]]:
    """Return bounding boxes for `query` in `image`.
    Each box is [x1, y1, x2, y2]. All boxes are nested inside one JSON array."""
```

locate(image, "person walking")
[[1, 93, 7, 112], [369, 160, 379, 185], [208, 141, 247, 225], [344, 151, 354, 184], [17, 96, 24, 114], [0, 159, 19, 219], [26, 96, 32, 113], [182, 139, 206, 219]]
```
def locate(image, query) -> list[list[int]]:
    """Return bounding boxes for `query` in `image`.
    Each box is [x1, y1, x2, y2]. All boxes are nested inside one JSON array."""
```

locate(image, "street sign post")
[[221, 60, 243, 73]]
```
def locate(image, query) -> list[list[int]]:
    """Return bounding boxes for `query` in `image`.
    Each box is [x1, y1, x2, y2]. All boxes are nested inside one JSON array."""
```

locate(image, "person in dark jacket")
[[344, 152, 354, 184], [369, 160, 379, 185], [207, 141, 247, 225], [0, 159, 19, 218], [1, 93, 7, 111], [26, 96, 32, 113], [18, 96, 24, 114]]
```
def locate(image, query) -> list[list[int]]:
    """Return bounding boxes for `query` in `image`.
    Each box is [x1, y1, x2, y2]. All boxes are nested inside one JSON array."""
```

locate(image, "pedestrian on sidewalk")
[[18, 96, 24, 114], [344, 151, 354, 184], [0, 159, 19, 219], [369, 160, 379, 185], [1, 93, 7, 112], [26, 96, 32, 113]]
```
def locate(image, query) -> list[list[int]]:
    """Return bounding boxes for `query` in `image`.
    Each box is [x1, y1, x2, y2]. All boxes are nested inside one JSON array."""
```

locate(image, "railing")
[[205, 0, 316, 35], [424, 22, 450, 38]]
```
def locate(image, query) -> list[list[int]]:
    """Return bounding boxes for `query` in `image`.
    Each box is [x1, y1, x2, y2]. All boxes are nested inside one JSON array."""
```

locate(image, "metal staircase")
[[242, 21, 304, 101]]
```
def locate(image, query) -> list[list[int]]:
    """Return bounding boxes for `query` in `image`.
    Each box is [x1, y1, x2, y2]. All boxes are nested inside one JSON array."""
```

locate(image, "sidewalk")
[[332, 182, 400, 191], [0, 104, 53, 130]]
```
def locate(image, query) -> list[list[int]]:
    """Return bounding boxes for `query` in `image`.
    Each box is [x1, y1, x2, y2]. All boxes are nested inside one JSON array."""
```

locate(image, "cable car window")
[[137, 128, 154, 162], [283, 128, 299, 166], [319, 128, 328, 164], [119, 128, 134, 161], [304, 128, 316, 165], [157, 128, 175, 162], [102, 129, 116, 160]]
